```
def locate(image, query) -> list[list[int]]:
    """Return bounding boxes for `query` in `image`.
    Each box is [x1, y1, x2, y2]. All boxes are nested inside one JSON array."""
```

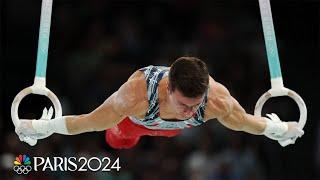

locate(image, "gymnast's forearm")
[[218, 96, 286, 136], [32, 87, 140, 136], [33, 103, 124, 135], [218, 111, 267, 135], [241, 114, 267, 135], [61, 94, 125, 135], [240, 113, 289, 138], [65, 113, 122, 135]]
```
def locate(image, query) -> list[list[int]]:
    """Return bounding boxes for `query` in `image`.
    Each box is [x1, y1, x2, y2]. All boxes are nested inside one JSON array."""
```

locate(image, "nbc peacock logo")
[[13, 154, 32, 175]]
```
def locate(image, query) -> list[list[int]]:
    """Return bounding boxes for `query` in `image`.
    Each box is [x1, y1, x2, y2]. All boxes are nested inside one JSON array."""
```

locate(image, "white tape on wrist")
[[263, 118, 288, 139], [48, 116, 70, 135], [32, 116, 70, 135], [32, 119, 53, 135]]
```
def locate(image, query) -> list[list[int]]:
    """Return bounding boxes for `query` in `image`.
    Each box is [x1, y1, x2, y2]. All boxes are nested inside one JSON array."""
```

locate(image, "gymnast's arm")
[[205, 79, 303, 139], [65, 77, 148, 134], [16, 72, 148, 137]]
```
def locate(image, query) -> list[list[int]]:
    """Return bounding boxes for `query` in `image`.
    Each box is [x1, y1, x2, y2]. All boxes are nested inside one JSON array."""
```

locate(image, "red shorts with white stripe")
[[105, 117, 181, 149]]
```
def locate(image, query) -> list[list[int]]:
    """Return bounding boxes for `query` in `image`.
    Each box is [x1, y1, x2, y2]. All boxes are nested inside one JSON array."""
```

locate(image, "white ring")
[[254, 87, 307, 129], [11, 85, 62, 145]]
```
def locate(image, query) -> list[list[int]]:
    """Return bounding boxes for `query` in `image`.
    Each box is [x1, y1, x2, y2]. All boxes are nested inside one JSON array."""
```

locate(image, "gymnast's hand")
[[15, 107, 54, 142], [279, 121, 304, 146], [263, 113, 304, 146]]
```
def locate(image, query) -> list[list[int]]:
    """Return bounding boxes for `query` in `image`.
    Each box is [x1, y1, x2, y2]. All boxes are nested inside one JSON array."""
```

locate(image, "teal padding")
[[35, 0, 53, 78], [259, 0, 283, 79], [36, 38, 49, 77]]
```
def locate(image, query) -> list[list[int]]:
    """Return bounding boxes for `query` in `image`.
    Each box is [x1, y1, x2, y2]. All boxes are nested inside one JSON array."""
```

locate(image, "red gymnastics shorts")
[[105, 117, 181, 149]]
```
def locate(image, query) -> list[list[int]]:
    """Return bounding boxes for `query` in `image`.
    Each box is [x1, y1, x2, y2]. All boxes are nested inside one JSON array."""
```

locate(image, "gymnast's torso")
[[128, 65, 209, 130]]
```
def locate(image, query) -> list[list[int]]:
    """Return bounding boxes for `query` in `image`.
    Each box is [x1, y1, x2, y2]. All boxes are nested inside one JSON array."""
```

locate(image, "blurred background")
[[1, 0, 319, 179]]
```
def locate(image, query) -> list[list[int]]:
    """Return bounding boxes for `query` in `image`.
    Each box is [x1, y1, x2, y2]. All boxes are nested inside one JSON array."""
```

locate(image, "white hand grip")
[[278, 138, 296, 147], [254, 87, 307, 130], [11, 85, 62, 146], [23, 136, 38, 146]]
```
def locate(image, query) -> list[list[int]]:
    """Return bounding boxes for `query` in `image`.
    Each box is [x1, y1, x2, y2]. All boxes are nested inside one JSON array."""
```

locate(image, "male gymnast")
[[15, 57, 304, 149]]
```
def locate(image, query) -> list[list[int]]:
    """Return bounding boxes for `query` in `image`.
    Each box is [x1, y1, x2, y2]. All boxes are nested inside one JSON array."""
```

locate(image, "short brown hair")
[[169, 57, 209, 98]]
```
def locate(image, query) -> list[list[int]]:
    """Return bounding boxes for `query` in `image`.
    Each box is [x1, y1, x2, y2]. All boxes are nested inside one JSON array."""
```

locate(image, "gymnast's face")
[[168, 88, 203, 120]]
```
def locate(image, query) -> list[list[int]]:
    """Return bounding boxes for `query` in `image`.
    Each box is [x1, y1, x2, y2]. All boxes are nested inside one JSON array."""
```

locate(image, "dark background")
[[1, 0, 319, 179]]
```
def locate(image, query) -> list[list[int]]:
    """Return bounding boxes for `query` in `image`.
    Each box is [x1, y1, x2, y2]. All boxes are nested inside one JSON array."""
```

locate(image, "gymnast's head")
[[168, 57, 209, 119]]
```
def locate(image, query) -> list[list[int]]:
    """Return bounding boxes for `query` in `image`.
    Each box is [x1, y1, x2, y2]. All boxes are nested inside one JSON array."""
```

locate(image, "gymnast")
[[15, 57, 304, 149]]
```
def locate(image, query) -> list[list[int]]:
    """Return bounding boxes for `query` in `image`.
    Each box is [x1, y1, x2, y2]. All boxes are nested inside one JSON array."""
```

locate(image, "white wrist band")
[[32, 116, 70, 135], [48, 116, 70, 135], [32, 119, 52, 134], [263, 117, 288, 137]]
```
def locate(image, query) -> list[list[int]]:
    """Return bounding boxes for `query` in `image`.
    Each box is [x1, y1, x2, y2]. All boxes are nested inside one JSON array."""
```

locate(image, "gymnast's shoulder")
[[111, 70, 148, 116], [204, 76, 233, 121]]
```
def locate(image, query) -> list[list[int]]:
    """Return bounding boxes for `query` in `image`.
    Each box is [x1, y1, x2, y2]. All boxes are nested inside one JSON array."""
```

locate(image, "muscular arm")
[[66, 73, 148, 134], [205, 79, 304, 147], [17, 71, 148, 138], [205, 79, 266, 135], [65, 93, 125, 134], [217, 96, 266, 135]]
